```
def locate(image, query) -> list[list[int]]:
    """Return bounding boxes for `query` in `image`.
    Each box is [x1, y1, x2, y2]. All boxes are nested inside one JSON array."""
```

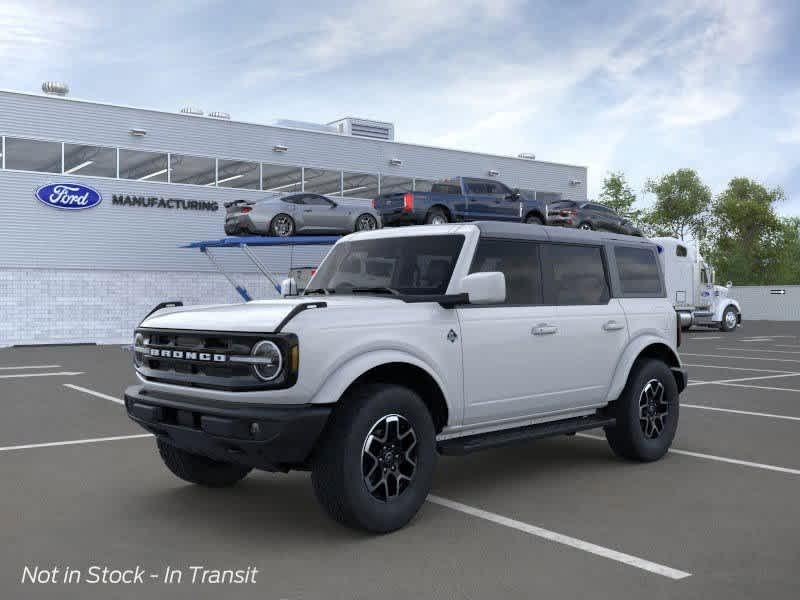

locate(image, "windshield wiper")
[[350, 286, 401, 296], [303, 288, 334, 296]]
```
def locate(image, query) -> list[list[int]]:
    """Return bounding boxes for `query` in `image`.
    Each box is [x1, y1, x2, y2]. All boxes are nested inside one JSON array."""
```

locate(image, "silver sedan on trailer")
[[224, 193, 382, 237]]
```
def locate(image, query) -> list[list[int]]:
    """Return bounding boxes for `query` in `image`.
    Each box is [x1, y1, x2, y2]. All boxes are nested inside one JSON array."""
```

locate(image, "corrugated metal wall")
[[728, 286, 800, 321]]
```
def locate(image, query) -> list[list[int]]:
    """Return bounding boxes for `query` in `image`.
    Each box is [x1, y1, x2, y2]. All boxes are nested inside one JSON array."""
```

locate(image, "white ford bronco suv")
[[125, 222, 686, 532]]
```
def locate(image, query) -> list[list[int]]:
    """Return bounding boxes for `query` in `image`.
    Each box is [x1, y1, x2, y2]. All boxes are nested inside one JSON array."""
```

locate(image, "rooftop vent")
[[42, 81, 69, 96], [518, 152, 536, 160], [208, 111, 231, 120], [329, 117, 395, 141], [180, 106, 204, 116]]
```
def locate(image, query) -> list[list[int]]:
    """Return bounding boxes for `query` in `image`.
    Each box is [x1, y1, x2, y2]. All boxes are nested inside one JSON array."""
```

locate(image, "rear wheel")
[[270, 214, 295, 237], [604, 359, 679, 462], [720, 306, 739, 332], [578, 222, 593, 231], [157, 439, 251, 487], [525, 214, 544, 225], [425, 208, 449, 225], [311, 384, 437, 533], [355, 213, 379, 231]]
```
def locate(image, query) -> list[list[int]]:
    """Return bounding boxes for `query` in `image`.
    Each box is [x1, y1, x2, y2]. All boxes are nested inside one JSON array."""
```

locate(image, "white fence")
[[728, 285, 800, 321]]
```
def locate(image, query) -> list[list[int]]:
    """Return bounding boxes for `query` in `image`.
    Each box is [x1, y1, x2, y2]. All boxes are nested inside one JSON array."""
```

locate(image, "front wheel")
[[157, 439, 251, 487], [604, 359, 679, 462], [311, 384, 437, 533], [525, 214, 544, 225], [270, 214, 295, 237], [720, 306, 739, 332], [578, 222, 593, 231], [355, 213, 379, 231]]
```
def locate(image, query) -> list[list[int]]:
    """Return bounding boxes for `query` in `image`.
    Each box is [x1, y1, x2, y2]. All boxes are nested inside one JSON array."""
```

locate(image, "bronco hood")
[[139, 296, 398, 333]]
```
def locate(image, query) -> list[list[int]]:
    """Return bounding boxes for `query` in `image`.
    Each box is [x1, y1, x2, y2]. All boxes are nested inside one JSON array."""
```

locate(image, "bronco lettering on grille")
[[147, 348, 227, 362]]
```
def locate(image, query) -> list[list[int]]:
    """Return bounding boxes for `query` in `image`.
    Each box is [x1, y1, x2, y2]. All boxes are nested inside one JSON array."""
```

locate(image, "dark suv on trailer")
[[548, 200, 642, 236]]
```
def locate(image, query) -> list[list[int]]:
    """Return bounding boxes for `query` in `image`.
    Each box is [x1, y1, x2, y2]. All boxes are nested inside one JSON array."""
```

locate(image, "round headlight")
[[133, 333, 145, 368], [251, 340, 283, 382]]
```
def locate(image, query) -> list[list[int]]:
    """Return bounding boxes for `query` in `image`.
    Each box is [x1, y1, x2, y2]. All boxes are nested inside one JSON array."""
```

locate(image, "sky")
[[2, 0, 800, 214]]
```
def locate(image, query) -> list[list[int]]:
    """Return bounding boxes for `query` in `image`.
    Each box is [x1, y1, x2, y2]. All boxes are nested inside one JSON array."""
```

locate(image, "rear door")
[[539, 242, 628, 408]]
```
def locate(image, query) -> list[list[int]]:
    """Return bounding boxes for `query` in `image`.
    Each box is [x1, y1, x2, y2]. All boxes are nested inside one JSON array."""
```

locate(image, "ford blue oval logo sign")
[[35, 183, 103, 210]]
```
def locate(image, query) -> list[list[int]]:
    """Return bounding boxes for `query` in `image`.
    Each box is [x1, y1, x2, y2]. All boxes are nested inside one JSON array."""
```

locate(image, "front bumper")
[[124, 385, 331, 471]]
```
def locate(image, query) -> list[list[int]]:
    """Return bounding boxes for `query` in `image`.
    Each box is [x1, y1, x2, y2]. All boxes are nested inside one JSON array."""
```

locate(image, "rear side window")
[[470, 239, 542, 305], [543, 244, 610, 305], [676, 245, 688, 257], [615, 246, 663, 296], [430, 184, 461, 195]]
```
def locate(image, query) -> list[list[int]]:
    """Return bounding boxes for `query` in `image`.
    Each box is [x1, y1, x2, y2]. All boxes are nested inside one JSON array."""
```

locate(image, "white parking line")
[[0, 364, 62, 370], [687, 336, 721, 340], [0, 371, 84, 379], [717, 347, 800, 355], [688, 373, 800, 387], [683, 363, 794, 374], [714, 382, 800, 393], [426, 495, 691, 580], [774, 344, 800, 349], [63, 384, 124, 405], [0, 434, 152, 453], [682, 403, 800, 422], [577, 433, 800, 476], [681, 353, 800, 364], [739, 338, 773, 342]]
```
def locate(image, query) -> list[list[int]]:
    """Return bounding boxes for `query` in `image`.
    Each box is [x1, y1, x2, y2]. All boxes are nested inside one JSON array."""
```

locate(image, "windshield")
[[306, 235, 465, 296]]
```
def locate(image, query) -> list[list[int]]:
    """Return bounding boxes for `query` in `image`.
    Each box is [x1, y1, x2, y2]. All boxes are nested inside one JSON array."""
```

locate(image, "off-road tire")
[[720, 306, 739, 332], [425, 208, 449, 225], [157, 439, 252, 487], [525, 214, 544, 225], [311, 384, 437, 533], [604, 359, 679, 462]]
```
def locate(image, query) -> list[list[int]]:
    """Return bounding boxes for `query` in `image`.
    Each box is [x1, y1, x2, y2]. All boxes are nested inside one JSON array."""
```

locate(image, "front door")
[[301, 195, 341, 231]]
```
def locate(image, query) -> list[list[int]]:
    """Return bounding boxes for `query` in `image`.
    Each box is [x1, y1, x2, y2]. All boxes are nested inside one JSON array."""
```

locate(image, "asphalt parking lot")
[[2, 321, 800, 599]]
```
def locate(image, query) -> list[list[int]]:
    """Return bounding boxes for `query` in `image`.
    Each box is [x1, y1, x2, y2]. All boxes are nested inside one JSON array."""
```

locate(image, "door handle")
[[303, 209, 313, 213], [602, 320, 625, 332], [531, 323, 558, 336]]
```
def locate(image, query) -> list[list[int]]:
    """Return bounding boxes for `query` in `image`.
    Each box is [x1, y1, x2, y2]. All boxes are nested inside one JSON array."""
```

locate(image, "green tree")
[[707, 178, 787, 284], [642, 169, 711, 240], [598, 171, 640, 221]]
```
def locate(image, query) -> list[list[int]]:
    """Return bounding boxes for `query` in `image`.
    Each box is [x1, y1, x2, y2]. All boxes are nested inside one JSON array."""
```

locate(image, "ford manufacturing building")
[[0, 85, 588, 346]]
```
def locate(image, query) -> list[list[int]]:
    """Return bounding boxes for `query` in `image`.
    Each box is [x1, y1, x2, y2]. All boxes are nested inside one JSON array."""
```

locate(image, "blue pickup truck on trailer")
[[373, 177, 550, 227]]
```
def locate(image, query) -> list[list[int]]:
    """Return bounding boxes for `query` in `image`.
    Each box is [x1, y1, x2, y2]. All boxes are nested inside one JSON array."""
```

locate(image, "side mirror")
[[460, 272, 506, 304], [280, 277, 298, 297], [329, 201, 338, 208], [726, 281, 733, 289]]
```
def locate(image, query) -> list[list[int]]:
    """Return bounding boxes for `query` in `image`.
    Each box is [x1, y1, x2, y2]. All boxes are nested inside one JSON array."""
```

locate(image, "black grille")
[[135, 329, 295, 391]]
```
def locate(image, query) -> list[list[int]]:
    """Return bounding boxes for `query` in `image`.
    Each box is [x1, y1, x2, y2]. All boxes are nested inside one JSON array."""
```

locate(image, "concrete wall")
[[728, 285, 800, 321]]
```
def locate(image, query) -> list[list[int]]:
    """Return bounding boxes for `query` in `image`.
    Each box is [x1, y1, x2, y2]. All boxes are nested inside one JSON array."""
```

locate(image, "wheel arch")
[[310, 351, 452, 433], [606, 336, 682, 403], [524, 209, 545, 223], [713, 298, 741, 322], [428, 204, 452, 222]]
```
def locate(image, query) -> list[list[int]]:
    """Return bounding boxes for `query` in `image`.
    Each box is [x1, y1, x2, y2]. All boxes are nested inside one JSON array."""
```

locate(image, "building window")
[[413, 178, 436, 192], [119, 149, 168, 182], [63, 143, 117, 177], [262, 163, 302, 193], [342, 171, 378, 198], [4, 137, 61, 173], [304, 167, 342, 195], [380, 176, 413, 195], [170, 154, 216, 186], [217, 159, 260, 189]]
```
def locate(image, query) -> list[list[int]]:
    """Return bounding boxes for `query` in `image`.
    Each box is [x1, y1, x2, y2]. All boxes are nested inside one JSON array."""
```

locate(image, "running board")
[[437, 414, 615, 456]]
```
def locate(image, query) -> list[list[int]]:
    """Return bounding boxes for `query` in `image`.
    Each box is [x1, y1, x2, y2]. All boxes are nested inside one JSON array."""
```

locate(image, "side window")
[[466, 182, 487, 194], [543, 244, 610, 305], [469, 239, 542, 305], [304, 195, 332, 206], [284, 195, 303, 204], [615, 246, 663, 297], [676, 245, 688, 257], [700, 268, 708, 284]]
